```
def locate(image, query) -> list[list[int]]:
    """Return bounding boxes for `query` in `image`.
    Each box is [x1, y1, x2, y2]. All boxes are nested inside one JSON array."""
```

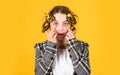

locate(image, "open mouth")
[[57, 33, 65, 37], [57, 33, 66, 39]]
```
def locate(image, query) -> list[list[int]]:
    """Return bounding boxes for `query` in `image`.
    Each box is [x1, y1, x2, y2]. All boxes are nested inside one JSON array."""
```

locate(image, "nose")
[[57, 24, 64, 32]]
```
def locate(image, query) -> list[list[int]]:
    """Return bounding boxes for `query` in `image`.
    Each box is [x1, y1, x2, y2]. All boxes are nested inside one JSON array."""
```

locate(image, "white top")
[[53, 49, 74, 75]]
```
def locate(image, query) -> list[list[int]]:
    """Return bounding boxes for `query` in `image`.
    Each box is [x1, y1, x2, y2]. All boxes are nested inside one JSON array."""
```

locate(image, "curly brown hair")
[[42, 6, 78, 33]]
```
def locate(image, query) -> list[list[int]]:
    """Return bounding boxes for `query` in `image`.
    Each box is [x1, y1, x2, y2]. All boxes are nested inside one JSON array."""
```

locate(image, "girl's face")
[[50, 13, 70, 41]]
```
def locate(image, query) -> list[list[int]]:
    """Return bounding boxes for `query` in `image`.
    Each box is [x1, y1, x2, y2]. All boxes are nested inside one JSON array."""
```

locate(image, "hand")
[[65, 28, 76, 40], [45, 30, 57, 43]]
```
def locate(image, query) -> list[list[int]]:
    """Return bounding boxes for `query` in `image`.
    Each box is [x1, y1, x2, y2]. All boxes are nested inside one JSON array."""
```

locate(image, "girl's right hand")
[[45, 31, 57, 43]]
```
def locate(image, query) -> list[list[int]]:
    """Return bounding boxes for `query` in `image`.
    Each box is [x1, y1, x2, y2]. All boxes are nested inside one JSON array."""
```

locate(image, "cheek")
[[50, 24, 57, 31], [63, 27, 68, 32], [67, 25, 70, 29], [64, 25, 70, 31]]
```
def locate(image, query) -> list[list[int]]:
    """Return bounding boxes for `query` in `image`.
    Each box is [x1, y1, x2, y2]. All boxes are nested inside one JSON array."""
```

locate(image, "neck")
[[57, 39, 67, 49]]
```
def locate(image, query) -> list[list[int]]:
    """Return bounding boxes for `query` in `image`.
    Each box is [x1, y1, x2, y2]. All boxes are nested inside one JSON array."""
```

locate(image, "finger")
[[67, 31, 73, 38], [65, 33, 70, 40], [49, 30, 52, 35], [72, 30, 76, 38], [69, 29, 76, 38], [45, 31, 49, 36], [53, 33, 57, 38], [46, 31, 52, 39], [51, 31, 56, 38], [67, 32, 71, 37], [65, 35, 69, 40], [67, 30, 76, 39], [67, 27, 73, 36], [72, 30, 76, 34]]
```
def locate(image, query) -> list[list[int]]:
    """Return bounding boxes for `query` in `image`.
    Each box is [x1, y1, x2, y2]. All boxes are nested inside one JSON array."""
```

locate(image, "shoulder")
[[76, 39, 89, 47], [34, 40, 47, 49], [75, 39, 90, 55]]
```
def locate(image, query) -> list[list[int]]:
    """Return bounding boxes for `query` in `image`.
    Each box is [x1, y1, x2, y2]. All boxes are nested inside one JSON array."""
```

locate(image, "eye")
[[52, 21, 58, 26], [54, 22, 58, 25], [63, 21, 69, 26]]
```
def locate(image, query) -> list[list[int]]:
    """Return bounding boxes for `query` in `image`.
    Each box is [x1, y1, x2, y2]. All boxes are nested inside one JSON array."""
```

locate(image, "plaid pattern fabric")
[[34, 38, 91, 75]]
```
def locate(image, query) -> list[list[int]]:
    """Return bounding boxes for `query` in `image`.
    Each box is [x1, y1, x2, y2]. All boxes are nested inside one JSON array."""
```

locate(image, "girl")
[[34, 6, 91, 75]]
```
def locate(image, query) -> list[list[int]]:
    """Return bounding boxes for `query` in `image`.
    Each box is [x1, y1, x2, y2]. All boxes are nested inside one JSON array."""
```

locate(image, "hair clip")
[[45, 14, 55, 22], [45, 13, 50, 22], [46, 15, 50, 20], [67, 13, 72, 18]]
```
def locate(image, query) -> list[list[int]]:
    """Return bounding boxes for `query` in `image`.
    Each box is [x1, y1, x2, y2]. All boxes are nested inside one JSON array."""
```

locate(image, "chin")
[[57, 38, 66, 49], [57, 38, 65, 42], [57, 34, 66, 42]]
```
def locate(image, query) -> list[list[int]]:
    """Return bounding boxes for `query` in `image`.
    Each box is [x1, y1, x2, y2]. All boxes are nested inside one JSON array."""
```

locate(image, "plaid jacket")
[[34, 38, 91, 75]]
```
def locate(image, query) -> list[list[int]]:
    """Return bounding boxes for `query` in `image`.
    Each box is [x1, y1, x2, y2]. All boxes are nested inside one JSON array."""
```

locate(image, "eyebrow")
[[53, 19, 68, 22]]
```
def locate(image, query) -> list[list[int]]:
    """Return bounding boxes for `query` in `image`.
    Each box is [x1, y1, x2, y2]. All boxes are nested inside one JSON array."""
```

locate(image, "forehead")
[[53, 13, 67, 22]]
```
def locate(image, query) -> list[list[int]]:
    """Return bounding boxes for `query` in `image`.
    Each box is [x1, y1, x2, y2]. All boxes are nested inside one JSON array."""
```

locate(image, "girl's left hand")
[[65, 28, 76, 40]]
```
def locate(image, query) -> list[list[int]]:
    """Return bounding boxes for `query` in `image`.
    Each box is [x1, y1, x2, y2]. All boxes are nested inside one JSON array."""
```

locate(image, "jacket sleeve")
[[34, 41, 57, 75], [67, 38, 91, 75]]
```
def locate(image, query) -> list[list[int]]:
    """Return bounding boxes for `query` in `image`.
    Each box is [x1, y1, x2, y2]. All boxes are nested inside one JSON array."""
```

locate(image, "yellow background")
[[0, 0, 120, 75]]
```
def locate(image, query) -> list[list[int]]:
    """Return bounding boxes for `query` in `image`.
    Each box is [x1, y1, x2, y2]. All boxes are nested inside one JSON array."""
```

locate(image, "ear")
[[70, 26, 76, 31], [72, 29, 76, 38], [72, 29, 76, 34]]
